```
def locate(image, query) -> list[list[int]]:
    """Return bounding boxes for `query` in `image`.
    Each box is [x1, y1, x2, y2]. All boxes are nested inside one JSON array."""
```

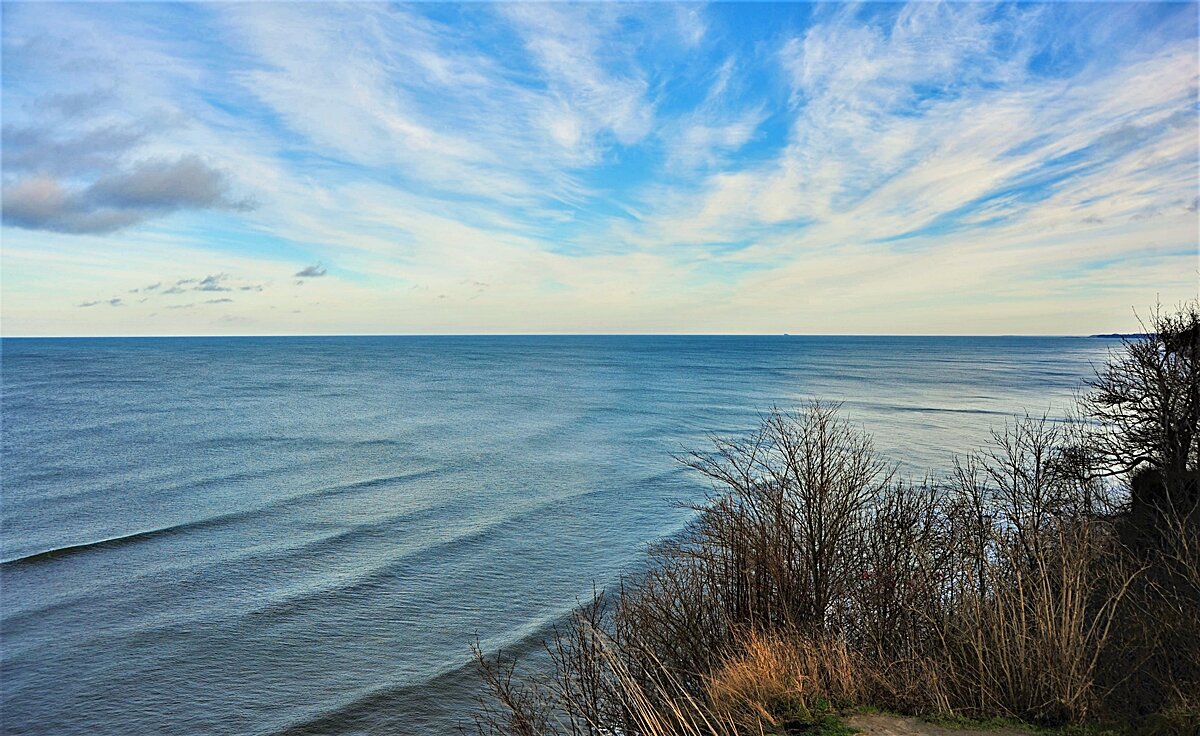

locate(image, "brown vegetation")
[[473, 301, 1200, 736]]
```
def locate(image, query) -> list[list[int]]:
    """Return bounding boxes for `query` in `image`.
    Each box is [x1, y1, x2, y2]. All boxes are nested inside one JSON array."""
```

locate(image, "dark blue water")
[[1, 336, 1112, 735]]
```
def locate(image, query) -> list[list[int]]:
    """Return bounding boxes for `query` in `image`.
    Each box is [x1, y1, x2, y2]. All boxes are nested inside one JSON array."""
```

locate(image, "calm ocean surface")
[[1, 336, 1112, 735]]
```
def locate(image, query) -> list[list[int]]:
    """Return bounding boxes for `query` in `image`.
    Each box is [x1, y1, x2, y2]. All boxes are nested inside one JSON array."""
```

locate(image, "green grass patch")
[[923, 712, 1126, 736], [794, 714, 860, 736], [925, 712, 1027, 731]]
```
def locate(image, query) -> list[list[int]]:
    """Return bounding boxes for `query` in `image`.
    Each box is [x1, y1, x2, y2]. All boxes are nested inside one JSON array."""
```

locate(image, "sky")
[[1, 1, 1197, 336]]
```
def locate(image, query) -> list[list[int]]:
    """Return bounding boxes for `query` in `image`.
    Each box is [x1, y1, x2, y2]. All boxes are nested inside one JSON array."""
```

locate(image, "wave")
[[0, 526, 191, 568], [0, 469, 442, 568], [853, 402, 1015, 417], [237, 485, 621, 624], [14, 463, 288, 508], [263, 536, 687, 736], [9, 435, 421, 509], [2, 467, 685, 638], [267, 596, 590, 736]]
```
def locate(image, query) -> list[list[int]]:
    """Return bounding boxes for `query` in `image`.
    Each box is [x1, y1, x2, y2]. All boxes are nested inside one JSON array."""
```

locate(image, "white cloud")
[[1, 2, 1195, 336]]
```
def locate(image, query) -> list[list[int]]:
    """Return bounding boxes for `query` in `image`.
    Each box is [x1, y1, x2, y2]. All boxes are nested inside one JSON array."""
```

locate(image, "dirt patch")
[[846, 713, 1035, 736]]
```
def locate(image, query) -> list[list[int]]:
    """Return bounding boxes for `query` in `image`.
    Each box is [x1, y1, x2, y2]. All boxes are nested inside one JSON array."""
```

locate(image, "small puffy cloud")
[[295, 263, 327, 277], [81, 274, 267, 309], [1, 155, 254, 235], [195, 273, 231, 291]]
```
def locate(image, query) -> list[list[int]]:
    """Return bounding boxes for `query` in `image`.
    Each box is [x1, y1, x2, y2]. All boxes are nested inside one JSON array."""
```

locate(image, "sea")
[[0, 335, 1114, 735]]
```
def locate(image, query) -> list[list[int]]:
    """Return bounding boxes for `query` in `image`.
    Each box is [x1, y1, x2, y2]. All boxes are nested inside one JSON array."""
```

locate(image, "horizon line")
[[0, 332, 1126, 340]]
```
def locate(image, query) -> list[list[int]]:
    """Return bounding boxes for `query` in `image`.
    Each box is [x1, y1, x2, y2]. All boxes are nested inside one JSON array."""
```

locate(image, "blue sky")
[[2, 1, 1197, 335]]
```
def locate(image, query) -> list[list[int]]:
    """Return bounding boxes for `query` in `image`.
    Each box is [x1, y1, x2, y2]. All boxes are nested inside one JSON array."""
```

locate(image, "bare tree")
[[1084, 300, 1200, 479], [679, 402, 894, 634]]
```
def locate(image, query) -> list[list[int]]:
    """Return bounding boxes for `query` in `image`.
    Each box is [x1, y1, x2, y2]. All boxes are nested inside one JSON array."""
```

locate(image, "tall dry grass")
[[705, 630, 863, 730]]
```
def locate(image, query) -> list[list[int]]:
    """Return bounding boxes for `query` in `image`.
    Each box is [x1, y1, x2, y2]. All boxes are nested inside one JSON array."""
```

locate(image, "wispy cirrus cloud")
[[1, 2, 1196, 336], [618, 4, 1197, 264]]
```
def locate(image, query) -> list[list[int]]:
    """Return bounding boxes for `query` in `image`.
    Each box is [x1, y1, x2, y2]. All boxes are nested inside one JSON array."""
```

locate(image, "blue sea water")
[[0, 335, 1113, 735]]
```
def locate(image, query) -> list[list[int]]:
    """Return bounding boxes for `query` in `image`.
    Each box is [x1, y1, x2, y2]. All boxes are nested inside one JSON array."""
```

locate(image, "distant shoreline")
[[1090, 333, 1152, 339]]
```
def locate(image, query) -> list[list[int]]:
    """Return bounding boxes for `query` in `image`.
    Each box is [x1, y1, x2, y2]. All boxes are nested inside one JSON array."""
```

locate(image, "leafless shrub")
[[676, 402, 894, 635], [472, 642, 552, 736]]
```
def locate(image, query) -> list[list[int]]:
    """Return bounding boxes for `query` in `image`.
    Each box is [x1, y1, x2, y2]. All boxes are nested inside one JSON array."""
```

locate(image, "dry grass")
[[706, 633, 813, 731], [705, 631, 863, 733], [930, 518, 1140, 724]]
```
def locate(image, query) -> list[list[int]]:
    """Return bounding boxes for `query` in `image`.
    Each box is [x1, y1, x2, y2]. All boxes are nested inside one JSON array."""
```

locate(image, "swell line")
[[0, 526, 185, 568], [0, 469, 442, 568], [268, 598, 587, 736], [264, 514, 697, 735]]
